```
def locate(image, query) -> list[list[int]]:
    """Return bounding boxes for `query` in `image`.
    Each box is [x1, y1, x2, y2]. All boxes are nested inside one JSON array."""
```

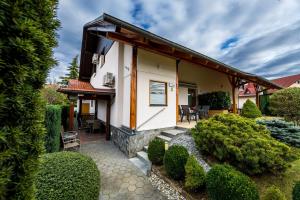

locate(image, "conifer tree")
[[59, 55, 79, 85]]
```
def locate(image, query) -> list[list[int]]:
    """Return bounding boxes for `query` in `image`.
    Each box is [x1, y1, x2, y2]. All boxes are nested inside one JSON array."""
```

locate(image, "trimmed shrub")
[[184, 155, 206, 191], [0, 0, 59, 198], [206, 164, 259, 200], [269, 87, 300, 125], [262, 186, 286, 200], [45, 105, 62, 153], [198, 91, 231, 110], [257, 119, 300, 147], [293, 181, 300, 200], [192, 114, 295, 175], [241, 99, 262, 118], [148, 138, 165, 165], [35, 152, 100, 200], [61, 104, 70, 130], [164, 145, 189, 180]]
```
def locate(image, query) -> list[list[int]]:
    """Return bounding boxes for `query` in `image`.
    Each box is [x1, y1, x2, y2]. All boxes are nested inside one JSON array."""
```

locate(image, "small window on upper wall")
[[149, 80, 167, 106]]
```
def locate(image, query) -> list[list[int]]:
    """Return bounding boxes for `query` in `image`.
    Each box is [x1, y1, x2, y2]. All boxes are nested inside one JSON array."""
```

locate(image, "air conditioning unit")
[[103, 72, 115, 87], [92, 53, 100, 64]]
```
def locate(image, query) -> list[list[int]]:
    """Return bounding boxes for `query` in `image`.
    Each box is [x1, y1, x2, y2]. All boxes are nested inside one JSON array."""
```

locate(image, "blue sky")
[[49, 0, 300, 82]]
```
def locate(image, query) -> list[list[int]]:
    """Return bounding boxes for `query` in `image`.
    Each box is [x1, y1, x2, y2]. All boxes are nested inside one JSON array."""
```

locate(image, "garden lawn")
[[252, 147, 300, 200]]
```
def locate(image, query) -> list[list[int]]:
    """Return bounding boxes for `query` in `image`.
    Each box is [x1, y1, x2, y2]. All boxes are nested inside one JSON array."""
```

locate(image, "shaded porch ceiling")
[[79, 13, 282, 90]]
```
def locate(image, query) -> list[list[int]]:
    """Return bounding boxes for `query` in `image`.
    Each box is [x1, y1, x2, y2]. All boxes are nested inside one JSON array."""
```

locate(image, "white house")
[[59, 13, 281, 157]]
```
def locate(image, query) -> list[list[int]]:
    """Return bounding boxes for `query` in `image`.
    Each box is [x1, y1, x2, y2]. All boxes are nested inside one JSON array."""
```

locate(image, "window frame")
[[149, 80, 168, 107]]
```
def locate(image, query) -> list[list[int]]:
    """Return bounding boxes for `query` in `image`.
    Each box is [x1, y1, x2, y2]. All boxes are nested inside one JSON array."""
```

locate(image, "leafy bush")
[[148, 138, 165, 165], [41, 86, 68, 105], [198, 91, 231, 110], [241, 99, 262, 118], [206, 164, 259, 200], [257, 119, 300, 147], [164, 145, 189, 180], [45, 105, 62, 153], [184, 155, 206, 191], [35, 152, 100, 200], [192, 114, 295, 175], [293, 181, 300, 200], [0, 0, 59, 198], [262, 186, 286, 200], [269, 87, 300, 125]]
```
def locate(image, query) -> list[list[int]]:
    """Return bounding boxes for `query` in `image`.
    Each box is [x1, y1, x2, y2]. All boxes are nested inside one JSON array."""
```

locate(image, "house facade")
[[59, 13, 280, 157]]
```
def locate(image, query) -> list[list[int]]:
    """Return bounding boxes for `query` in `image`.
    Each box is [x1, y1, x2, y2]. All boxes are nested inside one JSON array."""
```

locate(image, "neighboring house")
[[58, 13, 280, 157], [238, 83, 256, 109], [239, 74, 300, 109]]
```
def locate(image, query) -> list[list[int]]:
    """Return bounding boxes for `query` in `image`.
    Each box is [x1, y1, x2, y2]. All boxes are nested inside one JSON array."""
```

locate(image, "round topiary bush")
[[35, 152, 100, 200], [206, 164, 259, 200], [164, 145, 189, 180], [184, 155, 206, 191], [262, 186, 286, 200], [241, 99, 262, 118], [293, 181, 300, 200], [148, 138, 165, 165]]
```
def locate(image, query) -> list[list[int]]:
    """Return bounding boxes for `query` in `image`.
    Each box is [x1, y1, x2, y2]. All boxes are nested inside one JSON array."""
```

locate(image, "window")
[[149, 80, 167, 106], [91, 100, 94, 107]]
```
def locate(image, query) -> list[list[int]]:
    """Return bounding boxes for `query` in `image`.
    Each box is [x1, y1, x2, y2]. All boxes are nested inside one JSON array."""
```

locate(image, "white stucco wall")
[[178, 87, 188, 105], [238, 96, 256, 109], [122, 44, 132, 127], [290, 81, 300, 88], [178, 60, 238, 105], [136, 49, 177, 131]]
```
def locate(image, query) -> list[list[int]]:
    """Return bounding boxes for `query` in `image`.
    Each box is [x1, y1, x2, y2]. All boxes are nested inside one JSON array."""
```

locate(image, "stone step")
[[129, 157, 149, 176], [143, 145, 148, 152], [161, 129, 186, 138], [137, 151, 150, 165], [156, 135, 172, 142]]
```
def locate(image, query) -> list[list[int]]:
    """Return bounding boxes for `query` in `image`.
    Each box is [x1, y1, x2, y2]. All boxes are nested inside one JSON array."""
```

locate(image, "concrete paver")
[[80, 140, 166, 200]]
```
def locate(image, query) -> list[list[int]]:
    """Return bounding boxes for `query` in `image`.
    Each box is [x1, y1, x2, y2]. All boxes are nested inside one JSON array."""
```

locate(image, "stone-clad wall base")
[[111, 126, 175, 158]]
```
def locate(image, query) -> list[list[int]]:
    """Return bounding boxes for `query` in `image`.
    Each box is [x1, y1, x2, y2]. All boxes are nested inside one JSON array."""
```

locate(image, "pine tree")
[[59, 55, 79, 85], [0, 0, 60, 199]]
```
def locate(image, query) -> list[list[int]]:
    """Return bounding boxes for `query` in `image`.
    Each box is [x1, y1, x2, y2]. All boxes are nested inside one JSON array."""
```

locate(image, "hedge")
[[45, 105, 62, 153], [293, 181, 300, 200], [192, 114, 295, 175], [61, 105, 70, 130], [198, 91, 231, 110], [164, 145, 189, 180], [148, 138, 165, 165], [206, 164, 259, 200], [0, 0, 59, 198], [35, 152, 100, 200], [262, 186, 286, 200], [257, 119, 300, 147], [184, 155, 206, 191], [241, 99, 262, 118]]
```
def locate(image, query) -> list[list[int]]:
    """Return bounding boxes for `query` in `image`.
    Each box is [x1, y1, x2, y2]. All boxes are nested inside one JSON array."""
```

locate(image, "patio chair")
[[90, 120, 101, 134], [179, 105, 191, 123], [198, 105, 210, 119], [189, 106, 198, 122], [61, 126, 80, 150]]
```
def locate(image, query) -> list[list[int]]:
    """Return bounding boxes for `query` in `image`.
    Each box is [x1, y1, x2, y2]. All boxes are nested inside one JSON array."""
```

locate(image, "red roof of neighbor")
[[58, 79, 115, 95], [239, 83, 256, 97], [271, 74, 300, 88]]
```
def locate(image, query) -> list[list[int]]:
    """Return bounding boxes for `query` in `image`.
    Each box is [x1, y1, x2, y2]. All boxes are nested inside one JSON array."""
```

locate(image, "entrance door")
[[188, 88, 196, 107], [82, 103, 90, 114]]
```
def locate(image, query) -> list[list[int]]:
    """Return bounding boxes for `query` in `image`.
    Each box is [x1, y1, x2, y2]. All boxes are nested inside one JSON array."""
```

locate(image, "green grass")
[[252, 147, 300, 200]]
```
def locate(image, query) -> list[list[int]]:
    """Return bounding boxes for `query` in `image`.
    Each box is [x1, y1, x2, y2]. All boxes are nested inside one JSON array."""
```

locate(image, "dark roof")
[[58, 79, 115, 96], [79, 13, 282, 89], [272, 73, 300, 88]]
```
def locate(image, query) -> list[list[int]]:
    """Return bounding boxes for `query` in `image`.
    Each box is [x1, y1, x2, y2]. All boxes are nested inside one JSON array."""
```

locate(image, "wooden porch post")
[[106, 97, 111, 140], [255, 84, 260, 109], [94, 100, 98, 119], [130, 46, 137, 129], [69, 102, 74, 130], [176, 59, 180, 122], [228, 76, 237, 114]]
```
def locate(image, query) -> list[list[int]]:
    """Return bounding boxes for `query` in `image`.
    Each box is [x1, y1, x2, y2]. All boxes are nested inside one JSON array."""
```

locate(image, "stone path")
[[80, 139, 166, 200]]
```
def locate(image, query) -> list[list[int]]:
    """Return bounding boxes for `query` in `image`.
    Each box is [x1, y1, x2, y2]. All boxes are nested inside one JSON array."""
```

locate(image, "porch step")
[[143, 145, 148, 152], [129, 157, 150, 176], [137, 151, 150, 165], [156, 135, 172, 142], [161, 129, 185, 138]]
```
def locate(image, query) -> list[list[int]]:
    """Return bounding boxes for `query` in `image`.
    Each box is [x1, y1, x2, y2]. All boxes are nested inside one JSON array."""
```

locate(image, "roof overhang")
[[79, 13, 282, 90]]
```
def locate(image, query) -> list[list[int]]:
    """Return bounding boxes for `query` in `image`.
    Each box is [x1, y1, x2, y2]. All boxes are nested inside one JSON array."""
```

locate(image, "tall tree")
[[59, 55, 79, 85], [0, 0, 60, 199]]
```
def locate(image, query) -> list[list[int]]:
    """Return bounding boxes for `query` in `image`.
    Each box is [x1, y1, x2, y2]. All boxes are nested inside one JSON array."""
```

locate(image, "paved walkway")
[[80, 138, 166, 200]]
